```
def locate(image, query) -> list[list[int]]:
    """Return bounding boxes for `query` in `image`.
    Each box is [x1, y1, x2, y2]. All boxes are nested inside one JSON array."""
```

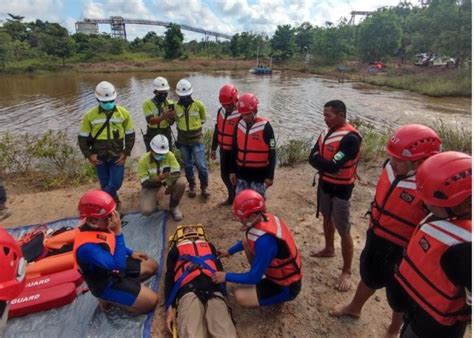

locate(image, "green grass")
[[277, 138, 312, 167], [432, 120, 472, 154], [364, 68, 471, 97]]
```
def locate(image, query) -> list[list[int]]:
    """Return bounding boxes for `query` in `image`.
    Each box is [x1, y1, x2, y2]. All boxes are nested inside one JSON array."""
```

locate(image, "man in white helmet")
[[142, 77, 176, 152], [137, 134, 186, 220], [174, 79, 210, 198], [78, 81, 135, 210]]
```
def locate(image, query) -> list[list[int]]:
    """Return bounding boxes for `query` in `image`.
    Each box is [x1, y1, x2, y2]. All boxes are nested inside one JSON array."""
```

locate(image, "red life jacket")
[[395, 219, 471, 326], [174, 239, 218, 287], [216, 108, 240, 151], [73, 230, 116, 269], [317, 123, 361, 185], [370, 162, 427, 247], [245, 213, 302, 286], [236, 117, 270, 168]]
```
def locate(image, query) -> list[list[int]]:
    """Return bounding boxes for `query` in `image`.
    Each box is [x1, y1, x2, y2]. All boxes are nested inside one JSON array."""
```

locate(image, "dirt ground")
[[2, 161, 471, 337]]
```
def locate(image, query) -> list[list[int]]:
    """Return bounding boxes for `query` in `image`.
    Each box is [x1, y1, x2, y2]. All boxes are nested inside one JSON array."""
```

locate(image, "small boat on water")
[[249, 65, 272, 74], [249, 45, 272, 75]]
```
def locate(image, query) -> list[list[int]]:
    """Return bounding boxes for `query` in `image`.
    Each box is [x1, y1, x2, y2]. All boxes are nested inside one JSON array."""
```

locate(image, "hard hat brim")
[[95, 92, 117, 102], [153, 85, 170, 92], [176, 88, 193, 96]]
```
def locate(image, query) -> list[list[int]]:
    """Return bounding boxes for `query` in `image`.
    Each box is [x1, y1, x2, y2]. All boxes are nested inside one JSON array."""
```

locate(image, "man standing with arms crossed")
[[308, 100, 362, 292]]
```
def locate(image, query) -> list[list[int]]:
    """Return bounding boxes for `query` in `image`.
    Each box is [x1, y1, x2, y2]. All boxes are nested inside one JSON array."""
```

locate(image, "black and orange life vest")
[[216, 108, 240, 151], [395, 219, 471, 326], [245, 213, 302, 286], [317, 123, 361, 185], [369, 162, 427, 247], [72, 229, 116, 296], [174, 239, 218, 287], [236, 117, 270, 168]]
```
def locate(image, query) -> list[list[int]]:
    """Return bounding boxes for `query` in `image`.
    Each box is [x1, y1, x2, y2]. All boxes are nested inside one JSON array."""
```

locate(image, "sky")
[[0, 0, 416, 41]]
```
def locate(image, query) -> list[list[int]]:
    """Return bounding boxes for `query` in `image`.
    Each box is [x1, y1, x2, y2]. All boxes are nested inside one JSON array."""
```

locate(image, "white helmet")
[[153, 77, 170, 92], [150, 134, 169, 154], [95, 81, 117, 102], [176, 79, 193, 96]]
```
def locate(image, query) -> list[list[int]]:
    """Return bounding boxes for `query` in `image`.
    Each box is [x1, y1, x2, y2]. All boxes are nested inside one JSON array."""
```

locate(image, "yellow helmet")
[[168, 224, 207, 246]]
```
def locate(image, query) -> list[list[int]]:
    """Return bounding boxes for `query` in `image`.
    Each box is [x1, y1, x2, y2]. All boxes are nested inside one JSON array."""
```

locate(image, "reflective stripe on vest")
[[174, 239, 218, 287], [395, 219, 471, 326], [217, 108, 240, 151], [236, 117, 270, 168], [72, 230, 116, 269], [246, 213, 303, 286], [370, 162, 427, 247], [317, 124, 361, 185]]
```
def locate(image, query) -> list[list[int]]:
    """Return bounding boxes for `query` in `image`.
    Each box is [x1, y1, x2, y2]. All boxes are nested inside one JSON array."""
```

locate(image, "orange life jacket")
[[395, 219, 471, 326], [72, 230, 116, 269], [370, 162, 427, 247], [236, 117, 270, 168], [174, 239, 218, 287], [216, 108, 240, 151], [317, 123, 361, 185], [245, 213, 302, 286]]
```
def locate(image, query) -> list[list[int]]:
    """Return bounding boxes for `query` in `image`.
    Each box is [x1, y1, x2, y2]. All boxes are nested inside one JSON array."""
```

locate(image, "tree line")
[[0, 0, 470, 69]]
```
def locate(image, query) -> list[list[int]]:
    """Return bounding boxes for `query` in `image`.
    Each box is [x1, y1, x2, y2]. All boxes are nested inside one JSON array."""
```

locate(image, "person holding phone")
[[73, 189, 159, 314], [142, 77, 176, 152], [137, 134, 186, 221]]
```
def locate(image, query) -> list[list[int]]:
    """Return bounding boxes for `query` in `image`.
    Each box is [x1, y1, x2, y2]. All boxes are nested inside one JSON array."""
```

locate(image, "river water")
[[0, 71, 470, 156]]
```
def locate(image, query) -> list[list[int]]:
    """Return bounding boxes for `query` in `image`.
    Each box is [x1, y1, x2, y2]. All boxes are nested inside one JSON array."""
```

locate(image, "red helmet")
[[0, 228, 26, 301], [78, 189, 116, 219], [219, 84, 238, 105], [416, 151, 472, 208], [237, 93, 259, 115], [386, 124, 441, 161], [232, 189, 265, 221]]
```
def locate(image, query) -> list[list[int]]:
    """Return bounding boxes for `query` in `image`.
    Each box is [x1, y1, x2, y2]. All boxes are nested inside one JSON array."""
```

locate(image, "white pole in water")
[[256, 45, 260, 67]]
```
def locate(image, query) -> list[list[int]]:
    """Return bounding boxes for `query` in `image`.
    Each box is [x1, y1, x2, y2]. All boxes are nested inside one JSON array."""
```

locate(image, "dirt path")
[[2, 161, 471, 337]]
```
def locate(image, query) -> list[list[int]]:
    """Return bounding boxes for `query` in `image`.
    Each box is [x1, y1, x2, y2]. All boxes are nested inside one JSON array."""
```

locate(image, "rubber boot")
[[170, 207, 183, 221], [0, 204, 11, 221], [187, 177, 197, 198], [201, 182, 210, 198]]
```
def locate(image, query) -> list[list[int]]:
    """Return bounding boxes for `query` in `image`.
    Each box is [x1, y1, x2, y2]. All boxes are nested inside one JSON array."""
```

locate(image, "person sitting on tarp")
[[73, 189, 159, 314], [212, 189, 302, 307], [165, 225, 236, 338]]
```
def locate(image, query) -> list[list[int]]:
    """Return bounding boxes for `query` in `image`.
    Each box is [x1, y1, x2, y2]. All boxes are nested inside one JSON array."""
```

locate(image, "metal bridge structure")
[[75, 16, 232, 40], [348, 11, 373, 25]]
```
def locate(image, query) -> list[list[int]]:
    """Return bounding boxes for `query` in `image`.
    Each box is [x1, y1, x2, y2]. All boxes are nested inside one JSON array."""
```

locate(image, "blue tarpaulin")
[[4, 211, 166, 338]]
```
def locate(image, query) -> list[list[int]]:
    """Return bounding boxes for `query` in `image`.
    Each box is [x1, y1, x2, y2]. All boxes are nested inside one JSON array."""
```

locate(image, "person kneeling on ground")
[[212, 189, 302, 307], [73, 189, 159, 314], [165, 225, 236, 338], [138, 134, 186, 221]]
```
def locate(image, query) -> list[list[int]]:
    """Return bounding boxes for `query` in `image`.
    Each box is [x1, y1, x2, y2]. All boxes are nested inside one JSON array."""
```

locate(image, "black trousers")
[[219, 148, 235, 202]]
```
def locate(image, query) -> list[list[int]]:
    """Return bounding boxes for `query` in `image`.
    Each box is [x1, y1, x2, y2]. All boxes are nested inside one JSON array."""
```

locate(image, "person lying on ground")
[[73, 189, 159, 314], [212, 189, 302, 307], [165, 225, 236, 338]]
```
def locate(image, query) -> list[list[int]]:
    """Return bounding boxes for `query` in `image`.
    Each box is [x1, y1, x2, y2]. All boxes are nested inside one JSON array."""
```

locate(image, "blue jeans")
[[95, 158, 125, 198], [236, 179, 266, 198], [179, 142, 208, 187]]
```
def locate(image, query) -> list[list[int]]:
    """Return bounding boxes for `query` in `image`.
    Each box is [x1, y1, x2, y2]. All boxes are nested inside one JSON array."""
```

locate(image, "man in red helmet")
[[394, 151, 471, 338], [212, 189, 302, 307], [73, 189, 159, 314], [211, 84, 241, 205], [330, 125, 442, 338], [308, 99, 362, 292], [229, 93, 276, 198], [0, 228, 26, 335]]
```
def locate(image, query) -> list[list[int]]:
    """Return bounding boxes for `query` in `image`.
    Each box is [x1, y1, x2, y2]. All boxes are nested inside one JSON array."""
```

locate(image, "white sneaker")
[[170, 207, 183, 221]]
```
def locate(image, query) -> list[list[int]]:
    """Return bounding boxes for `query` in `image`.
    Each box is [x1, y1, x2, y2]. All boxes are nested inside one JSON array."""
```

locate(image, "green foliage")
[[0, 131, 94, 189], [164, 24, 184, 60], [277, 138, 312, 167], [357, 10, 403, 61], [271, 25, 296, 61], [364, 68, 471, 96], [350, 118, 391, 162], [432, 120, 471, 154]]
